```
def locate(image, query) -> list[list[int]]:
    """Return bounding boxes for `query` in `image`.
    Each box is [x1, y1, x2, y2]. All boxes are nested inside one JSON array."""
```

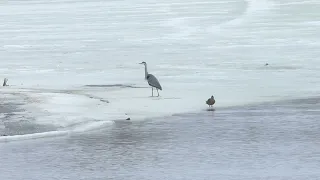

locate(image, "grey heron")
[[139, 61, 162, 97], [206, 95, 215, 107]]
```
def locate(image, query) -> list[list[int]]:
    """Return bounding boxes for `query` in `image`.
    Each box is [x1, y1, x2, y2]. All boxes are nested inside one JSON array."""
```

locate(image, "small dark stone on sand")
[[126, 118, 130, 120], [100, 99, 109, 103]]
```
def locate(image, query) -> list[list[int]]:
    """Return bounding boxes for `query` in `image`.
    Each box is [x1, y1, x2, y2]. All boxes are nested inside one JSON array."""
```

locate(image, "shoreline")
[[1, 86, 319, 141]]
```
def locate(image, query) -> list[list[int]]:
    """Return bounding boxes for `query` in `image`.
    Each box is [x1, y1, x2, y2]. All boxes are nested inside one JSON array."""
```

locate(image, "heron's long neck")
[[144, 64, 148, 79]]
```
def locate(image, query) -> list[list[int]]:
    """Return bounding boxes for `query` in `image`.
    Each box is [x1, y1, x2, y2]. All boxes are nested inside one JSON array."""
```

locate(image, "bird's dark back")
[[147, 74, 162, 90]]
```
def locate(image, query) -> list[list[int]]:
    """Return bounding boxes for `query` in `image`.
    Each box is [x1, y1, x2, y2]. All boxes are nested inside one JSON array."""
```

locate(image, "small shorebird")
[[206, 95, 215, 107], [3, 78, 8, 86]]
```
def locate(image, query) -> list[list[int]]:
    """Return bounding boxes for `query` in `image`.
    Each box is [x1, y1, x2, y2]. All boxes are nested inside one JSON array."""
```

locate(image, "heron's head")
[[211, 95, 214, 99], [139, 61, 147, 65]]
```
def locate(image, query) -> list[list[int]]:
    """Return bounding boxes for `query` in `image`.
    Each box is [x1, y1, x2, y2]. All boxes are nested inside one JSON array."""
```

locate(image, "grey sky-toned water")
[[1, 0, 320, 179], [1, 97, 320, 180]]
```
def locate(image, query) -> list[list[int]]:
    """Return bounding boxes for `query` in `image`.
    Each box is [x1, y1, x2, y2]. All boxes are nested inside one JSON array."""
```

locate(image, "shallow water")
[[1, 0, 320, 179], [1, 97, 320, 180]]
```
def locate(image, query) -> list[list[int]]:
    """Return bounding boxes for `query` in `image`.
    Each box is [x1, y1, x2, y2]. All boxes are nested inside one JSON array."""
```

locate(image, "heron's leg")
[[156, 89, 159, 97], [151, 87, 153, 97]]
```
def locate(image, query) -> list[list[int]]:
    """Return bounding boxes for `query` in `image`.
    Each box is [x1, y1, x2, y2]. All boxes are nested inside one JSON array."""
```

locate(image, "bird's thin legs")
[[156, 89, 159, 97], [151, 87, 153, 97]]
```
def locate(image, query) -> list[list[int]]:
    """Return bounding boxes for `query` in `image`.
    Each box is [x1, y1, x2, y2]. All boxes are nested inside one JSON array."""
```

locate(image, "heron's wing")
[[147, 74, 162, 90]]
